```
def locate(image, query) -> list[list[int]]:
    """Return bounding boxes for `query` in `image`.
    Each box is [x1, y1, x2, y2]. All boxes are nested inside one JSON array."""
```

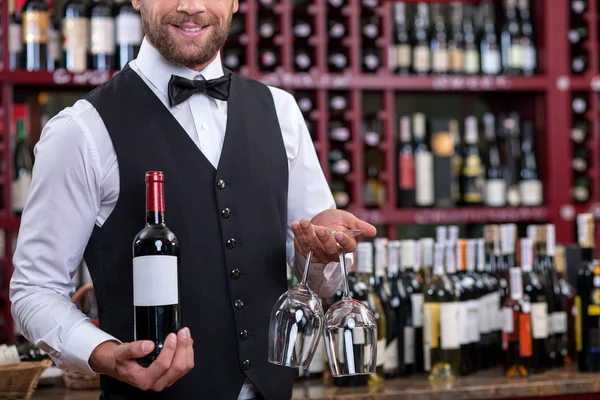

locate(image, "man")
[[9, 0, 376, 399]]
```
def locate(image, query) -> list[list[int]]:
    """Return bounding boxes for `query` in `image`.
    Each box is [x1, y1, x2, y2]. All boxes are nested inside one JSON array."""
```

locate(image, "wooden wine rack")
[[0, 0, 596, 343]]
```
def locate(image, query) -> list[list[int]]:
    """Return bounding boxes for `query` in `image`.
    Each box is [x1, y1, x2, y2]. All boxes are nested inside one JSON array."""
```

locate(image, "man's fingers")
[[114, 340, 154, 364], [315, 226, 338, 255], [335, 232, 357, 254], [145, 333, 177, 381], [151, 329, 191, 390], [300, 219, 327, 258], [353, 219, 377, 237], [292, 222, 310, 255]]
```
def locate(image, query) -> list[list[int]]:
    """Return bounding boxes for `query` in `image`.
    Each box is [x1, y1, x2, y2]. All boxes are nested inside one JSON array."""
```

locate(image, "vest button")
[[221, 208, 231, 218], [239, 330, 248, 340], [235, 299, 244, 309], [227, 238, 236, 248], [231, 269, 240, 279], [242, 360, 251, 370], [217, 179, 226, 189]]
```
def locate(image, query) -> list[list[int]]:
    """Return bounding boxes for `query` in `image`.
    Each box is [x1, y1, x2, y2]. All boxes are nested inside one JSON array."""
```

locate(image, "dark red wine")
[[132, 171, 181, 367]]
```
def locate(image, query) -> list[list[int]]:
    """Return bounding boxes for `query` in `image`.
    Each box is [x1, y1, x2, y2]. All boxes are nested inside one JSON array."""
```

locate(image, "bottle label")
[[11, 172, 32, 213], [395, 44, 411, 68], [552, 311, 568, 334], [575, 296, 582, 352], [464, 50, 480, 74], [48, 27, 60, 62], [481, 50, 501, 75], [376, 338, 386, 367], [404, 326, 415, 364], [519, 312, 533, 357], [519, 180, 543, 206], [412, 45, 430, 72], [116, 13, 143, 46], [432, 49, 449, 73], [415, 152, 434, 206], [23, 11, 49, 44], [423, 302, 440, 349], [9, 23, 22, 53], [459, 301, 469, 345], [384, 338, 399, 372], [440, 302, 460, 350], [399, 154, 415, 189], [91, 17, 116, 55], [531, 302, 549, 339], [485, 179, 507, 206], [522, 46, 536, 71], [63, 18, 89, 72], [449, 49, 464, 72], [133, 255, 179, 306], [467, 299, 480, 343], [411, 293, 424, 327], [510, 44, 523, 69]]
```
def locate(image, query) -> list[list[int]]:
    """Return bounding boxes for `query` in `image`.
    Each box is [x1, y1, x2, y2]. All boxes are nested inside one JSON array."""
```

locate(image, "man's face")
[[132, 0, 238, 70]]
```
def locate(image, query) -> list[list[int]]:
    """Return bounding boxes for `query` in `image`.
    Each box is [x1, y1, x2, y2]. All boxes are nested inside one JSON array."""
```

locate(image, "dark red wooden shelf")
[[0, 69, 550, 91], [350, 206, 549, 226]]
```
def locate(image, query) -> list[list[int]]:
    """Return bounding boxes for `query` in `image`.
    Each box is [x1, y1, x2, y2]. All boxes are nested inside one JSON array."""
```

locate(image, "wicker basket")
[[62, 283, 101, 390], [0, 359, 53, 400]]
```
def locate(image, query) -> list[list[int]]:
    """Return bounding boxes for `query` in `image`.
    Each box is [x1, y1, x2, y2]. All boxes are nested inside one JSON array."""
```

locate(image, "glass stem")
[[338, 247, 350, 298], [300, 250, 313, 285]]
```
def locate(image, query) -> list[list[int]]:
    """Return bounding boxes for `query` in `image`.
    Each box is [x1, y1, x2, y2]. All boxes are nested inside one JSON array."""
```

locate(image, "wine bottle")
[[460, 116, 484, 205], [411, 3, 431, 75], [502, 239, 532, 377], [356, 242, 387, 383], [571, 0, 588, 14], [500, 0, 523, 75], [397, 116, 415, 207], [571, 121, 589, 144], [423, 242, 460, 380], [521, 236, 548, 374], [429, 4, 449, 75], [555, 245, 576, 366], [391, 240, 413, 376], [12, 119, 33, 215], [412, 238, 430, 373], [22, 0, 50, 72], [90, 0, 116, 71], [391, 2, 411, 75], [572, 148, 589, 173], [476, 237, 494, 369], [259, 48, 279, 71], [401, 239, 423, 374], [571, 54, 588, 74], [480, 2, 502, 76], [8, 0, 23, 71], [63, 0, 89, 73], [462, 4, 479, 75], [413, 113, 434, 207], [447, 3, 465, 75], [518, 0, 536, 76], [569, 25, 588, 44], [572, 96, 588, 114], [133, 171, 182, 367], [546, 224, 567, 367], [115, 0, 143, 69], [464, 240, 483, 373], [519, 121, 543, 206], [573, 177, 591, 203], [576, 214, 600, 372]]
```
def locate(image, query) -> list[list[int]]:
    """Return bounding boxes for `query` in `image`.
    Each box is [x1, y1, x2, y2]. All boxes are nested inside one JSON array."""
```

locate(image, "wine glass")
[[268, 226, 365, 370], [322, 230, 377, 377]]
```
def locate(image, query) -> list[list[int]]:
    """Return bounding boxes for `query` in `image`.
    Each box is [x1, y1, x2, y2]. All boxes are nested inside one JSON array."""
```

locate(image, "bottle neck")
[[146, 180, 166, 226]]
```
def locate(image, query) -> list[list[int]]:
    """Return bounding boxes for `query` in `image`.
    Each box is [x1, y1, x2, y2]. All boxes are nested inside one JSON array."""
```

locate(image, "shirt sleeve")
[[9, 107, 120, 374], [269, 87, 351, 299]]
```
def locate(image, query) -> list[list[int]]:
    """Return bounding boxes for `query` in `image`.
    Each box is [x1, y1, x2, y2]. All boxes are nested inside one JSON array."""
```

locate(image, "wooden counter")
[[31, 367, 600, 400]]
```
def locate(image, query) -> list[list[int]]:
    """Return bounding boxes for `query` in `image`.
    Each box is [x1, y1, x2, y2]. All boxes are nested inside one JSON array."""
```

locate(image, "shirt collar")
[[135, 37, 226, 109]]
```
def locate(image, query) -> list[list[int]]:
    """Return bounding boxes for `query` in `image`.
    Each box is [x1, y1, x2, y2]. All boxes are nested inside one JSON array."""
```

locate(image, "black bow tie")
[[167, 73, 231, 107]]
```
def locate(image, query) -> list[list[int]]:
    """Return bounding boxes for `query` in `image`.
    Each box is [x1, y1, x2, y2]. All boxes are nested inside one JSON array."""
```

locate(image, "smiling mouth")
[[178, 26, 206, 32]]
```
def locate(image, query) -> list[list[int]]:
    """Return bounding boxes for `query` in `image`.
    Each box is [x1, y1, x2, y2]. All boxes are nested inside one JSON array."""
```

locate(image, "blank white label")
[[376, 339, 386, 367], [384, 338, 399, 371], [440, 302, 460, 350], [411, 293, 424, 327], [415, 152, 434, 206], [479, 294, 490, 334], [133, 255, 179, 306], [553, 311, 568, 334], [116, 13, 143, 45], [519, 180, 543, 206], [485, 179, 506, 207], [531, 302, 549, 339]]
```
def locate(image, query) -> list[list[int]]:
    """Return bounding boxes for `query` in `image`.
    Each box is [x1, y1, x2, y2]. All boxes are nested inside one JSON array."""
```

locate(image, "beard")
[[140, 5, 232, 68]]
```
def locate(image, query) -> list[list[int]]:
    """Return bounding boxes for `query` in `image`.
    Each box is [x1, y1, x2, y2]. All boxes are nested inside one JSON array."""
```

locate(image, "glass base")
[[268, 359, 301, 369]]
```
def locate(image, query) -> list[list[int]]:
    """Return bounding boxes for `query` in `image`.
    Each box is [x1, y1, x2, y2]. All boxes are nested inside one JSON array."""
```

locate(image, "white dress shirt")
[[9, 38, 348, 399]]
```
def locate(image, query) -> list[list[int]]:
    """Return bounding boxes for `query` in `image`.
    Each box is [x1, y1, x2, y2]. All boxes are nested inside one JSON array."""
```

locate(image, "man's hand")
[[89, 327, 194, 392], [291, 209, 377, 264]]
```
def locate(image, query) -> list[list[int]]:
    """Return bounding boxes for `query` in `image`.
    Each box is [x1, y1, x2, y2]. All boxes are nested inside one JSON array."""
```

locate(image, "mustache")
[[161, 14, 220, 26]]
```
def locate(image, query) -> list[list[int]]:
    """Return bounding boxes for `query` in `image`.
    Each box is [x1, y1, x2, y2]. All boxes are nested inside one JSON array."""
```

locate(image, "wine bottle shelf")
[[351, 206, 548, 225], [0, 70, 552, 91]]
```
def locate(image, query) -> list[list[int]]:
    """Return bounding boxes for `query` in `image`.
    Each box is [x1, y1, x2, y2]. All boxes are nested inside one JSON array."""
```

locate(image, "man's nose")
[[176, 0, 208, 15]]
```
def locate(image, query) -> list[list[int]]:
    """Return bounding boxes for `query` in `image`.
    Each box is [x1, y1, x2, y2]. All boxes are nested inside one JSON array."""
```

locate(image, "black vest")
[[83, 65, 297, 399]]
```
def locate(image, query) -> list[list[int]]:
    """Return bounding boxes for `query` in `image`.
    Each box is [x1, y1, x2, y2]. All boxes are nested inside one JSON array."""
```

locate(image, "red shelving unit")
[[0, 0, 597, 342]]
